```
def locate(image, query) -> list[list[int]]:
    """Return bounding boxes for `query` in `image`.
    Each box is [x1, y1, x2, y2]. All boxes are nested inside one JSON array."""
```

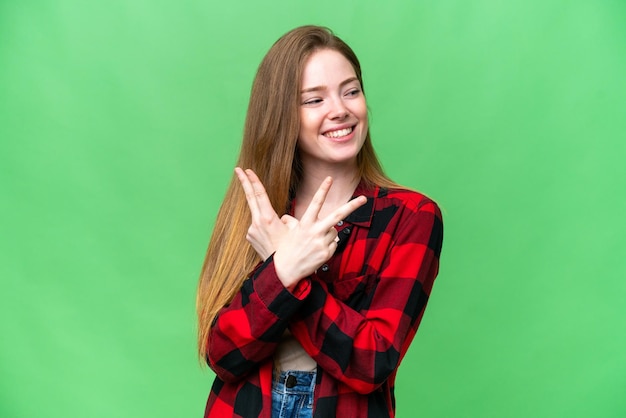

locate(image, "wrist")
[[273, 253, 302, 290]]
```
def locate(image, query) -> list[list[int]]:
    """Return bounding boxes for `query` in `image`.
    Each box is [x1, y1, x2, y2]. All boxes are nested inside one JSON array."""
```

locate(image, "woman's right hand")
[[273, 176, 366, 290]]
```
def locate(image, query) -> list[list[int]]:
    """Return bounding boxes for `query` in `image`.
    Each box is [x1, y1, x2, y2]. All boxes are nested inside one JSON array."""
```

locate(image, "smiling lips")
[[323, 126, 354, 139]]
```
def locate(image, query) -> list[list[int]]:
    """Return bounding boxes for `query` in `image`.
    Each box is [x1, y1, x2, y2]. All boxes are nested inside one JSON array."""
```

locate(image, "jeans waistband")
[[273, 370, 316, 395]]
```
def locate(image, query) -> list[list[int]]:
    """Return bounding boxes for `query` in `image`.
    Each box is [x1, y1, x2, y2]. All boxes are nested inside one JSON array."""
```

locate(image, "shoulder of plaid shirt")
[[203, 182, 444, 418]]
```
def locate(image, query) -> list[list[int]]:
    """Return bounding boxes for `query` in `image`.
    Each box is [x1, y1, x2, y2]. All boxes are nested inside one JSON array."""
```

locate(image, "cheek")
[[360, 100, 369, 120], [299, 112, 321, 137], [351, 99, 368, 122], [358, 107, 368, 131]]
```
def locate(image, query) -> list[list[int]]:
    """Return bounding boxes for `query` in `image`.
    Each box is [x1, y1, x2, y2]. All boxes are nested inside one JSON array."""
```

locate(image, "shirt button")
[[342, 227, 351, 235], [321, 264, 329, 272], [337, 220, 344, 226]]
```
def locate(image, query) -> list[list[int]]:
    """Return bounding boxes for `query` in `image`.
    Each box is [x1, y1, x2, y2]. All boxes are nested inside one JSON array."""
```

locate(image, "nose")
[[328, 97, 349, 120]]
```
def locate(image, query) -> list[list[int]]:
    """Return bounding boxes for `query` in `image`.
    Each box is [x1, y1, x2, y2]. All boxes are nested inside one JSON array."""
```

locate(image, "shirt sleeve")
[[206, 255, 312, 382], [288, 198, 444, 394]]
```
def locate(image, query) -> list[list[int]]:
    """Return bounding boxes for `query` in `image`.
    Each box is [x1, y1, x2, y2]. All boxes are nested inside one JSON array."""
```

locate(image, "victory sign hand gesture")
[[235, 168, 366, 290]]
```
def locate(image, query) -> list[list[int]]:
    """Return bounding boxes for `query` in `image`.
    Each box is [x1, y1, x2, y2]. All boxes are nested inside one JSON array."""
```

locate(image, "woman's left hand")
[[235, 167, 288, 261]]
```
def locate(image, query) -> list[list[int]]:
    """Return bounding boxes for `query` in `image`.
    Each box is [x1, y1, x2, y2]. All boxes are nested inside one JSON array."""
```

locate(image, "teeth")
[[324, 127, 352, 138]]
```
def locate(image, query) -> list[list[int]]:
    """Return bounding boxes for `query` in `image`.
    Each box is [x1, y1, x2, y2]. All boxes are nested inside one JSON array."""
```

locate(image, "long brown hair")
[[196, 25, 398, 359]]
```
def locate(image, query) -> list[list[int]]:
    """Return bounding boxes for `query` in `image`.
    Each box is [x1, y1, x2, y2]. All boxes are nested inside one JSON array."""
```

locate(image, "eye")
[[302, 98, 323, 106], [345, 88, 361, 97]]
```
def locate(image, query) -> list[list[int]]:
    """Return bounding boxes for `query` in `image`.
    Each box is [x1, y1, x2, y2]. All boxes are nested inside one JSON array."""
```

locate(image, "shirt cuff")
[[251, 255, 312, 318]]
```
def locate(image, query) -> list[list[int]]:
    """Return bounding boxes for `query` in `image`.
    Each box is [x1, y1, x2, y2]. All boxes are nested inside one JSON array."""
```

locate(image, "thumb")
[[281, 214, 297, 227]]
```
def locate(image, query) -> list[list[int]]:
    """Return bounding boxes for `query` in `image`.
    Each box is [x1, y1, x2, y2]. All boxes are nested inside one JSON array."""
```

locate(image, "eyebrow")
[[300, 77, 359, 94]]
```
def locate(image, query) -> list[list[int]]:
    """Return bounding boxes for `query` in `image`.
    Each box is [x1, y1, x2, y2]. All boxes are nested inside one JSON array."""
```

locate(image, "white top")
[[274, 329, 317, 371]]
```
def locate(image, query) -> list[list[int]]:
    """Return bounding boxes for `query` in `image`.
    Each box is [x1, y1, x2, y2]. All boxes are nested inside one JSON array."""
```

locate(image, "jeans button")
[[321, 264, 329, 272], [286, 375, 297, 388]]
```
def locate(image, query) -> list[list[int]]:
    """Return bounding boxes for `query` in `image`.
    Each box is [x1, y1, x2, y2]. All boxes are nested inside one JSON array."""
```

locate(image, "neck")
[[295, 160, 361, 219]]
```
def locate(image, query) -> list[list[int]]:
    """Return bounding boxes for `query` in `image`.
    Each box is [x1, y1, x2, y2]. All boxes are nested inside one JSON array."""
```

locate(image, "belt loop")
[[308, 370, 316, 408]]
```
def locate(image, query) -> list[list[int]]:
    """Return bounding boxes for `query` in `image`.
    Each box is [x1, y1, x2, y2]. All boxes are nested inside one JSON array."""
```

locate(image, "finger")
[[325, 228, 339, 245], [244, 169, 277, 217], [325, 226, 338, 241], [235, 167, 261, 215], [320, 195, 367, 229], [300, 176, 333, 224]]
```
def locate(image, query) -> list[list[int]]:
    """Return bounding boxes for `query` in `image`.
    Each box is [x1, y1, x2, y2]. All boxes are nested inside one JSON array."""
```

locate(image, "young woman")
[[197, 25, 443, 418]]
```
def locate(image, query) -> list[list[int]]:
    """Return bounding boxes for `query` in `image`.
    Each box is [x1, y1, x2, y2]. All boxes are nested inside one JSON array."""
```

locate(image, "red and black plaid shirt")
[[204, 182, 443, 417]]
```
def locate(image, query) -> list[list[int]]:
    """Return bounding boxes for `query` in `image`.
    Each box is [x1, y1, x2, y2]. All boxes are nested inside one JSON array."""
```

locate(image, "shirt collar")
[[345, 182, 379, 228], [287, 180, 380, 228]]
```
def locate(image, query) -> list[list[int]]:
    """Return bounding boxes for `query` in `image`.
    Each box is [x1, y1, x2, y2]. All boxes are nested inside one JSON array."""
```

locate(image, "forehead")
[[301, 49, 357, 87]]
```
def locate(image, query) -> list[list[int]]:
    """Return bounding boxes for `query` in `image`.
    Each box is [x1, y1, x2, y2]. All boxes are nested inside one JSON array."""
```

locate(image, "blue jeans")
[[271, 370, 316, 418]]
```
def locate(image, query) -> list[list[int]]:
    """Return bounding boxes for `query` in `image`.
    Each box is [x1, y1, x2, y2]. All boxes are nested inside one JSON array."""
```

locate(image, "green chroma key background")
[[1, 1, 625, 416]]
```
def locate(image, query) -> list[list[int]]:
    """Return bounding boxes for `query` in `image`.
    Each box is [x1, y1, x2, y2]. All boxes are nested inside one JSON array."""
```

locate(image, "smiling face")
[[297, 48, 368, 172]]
